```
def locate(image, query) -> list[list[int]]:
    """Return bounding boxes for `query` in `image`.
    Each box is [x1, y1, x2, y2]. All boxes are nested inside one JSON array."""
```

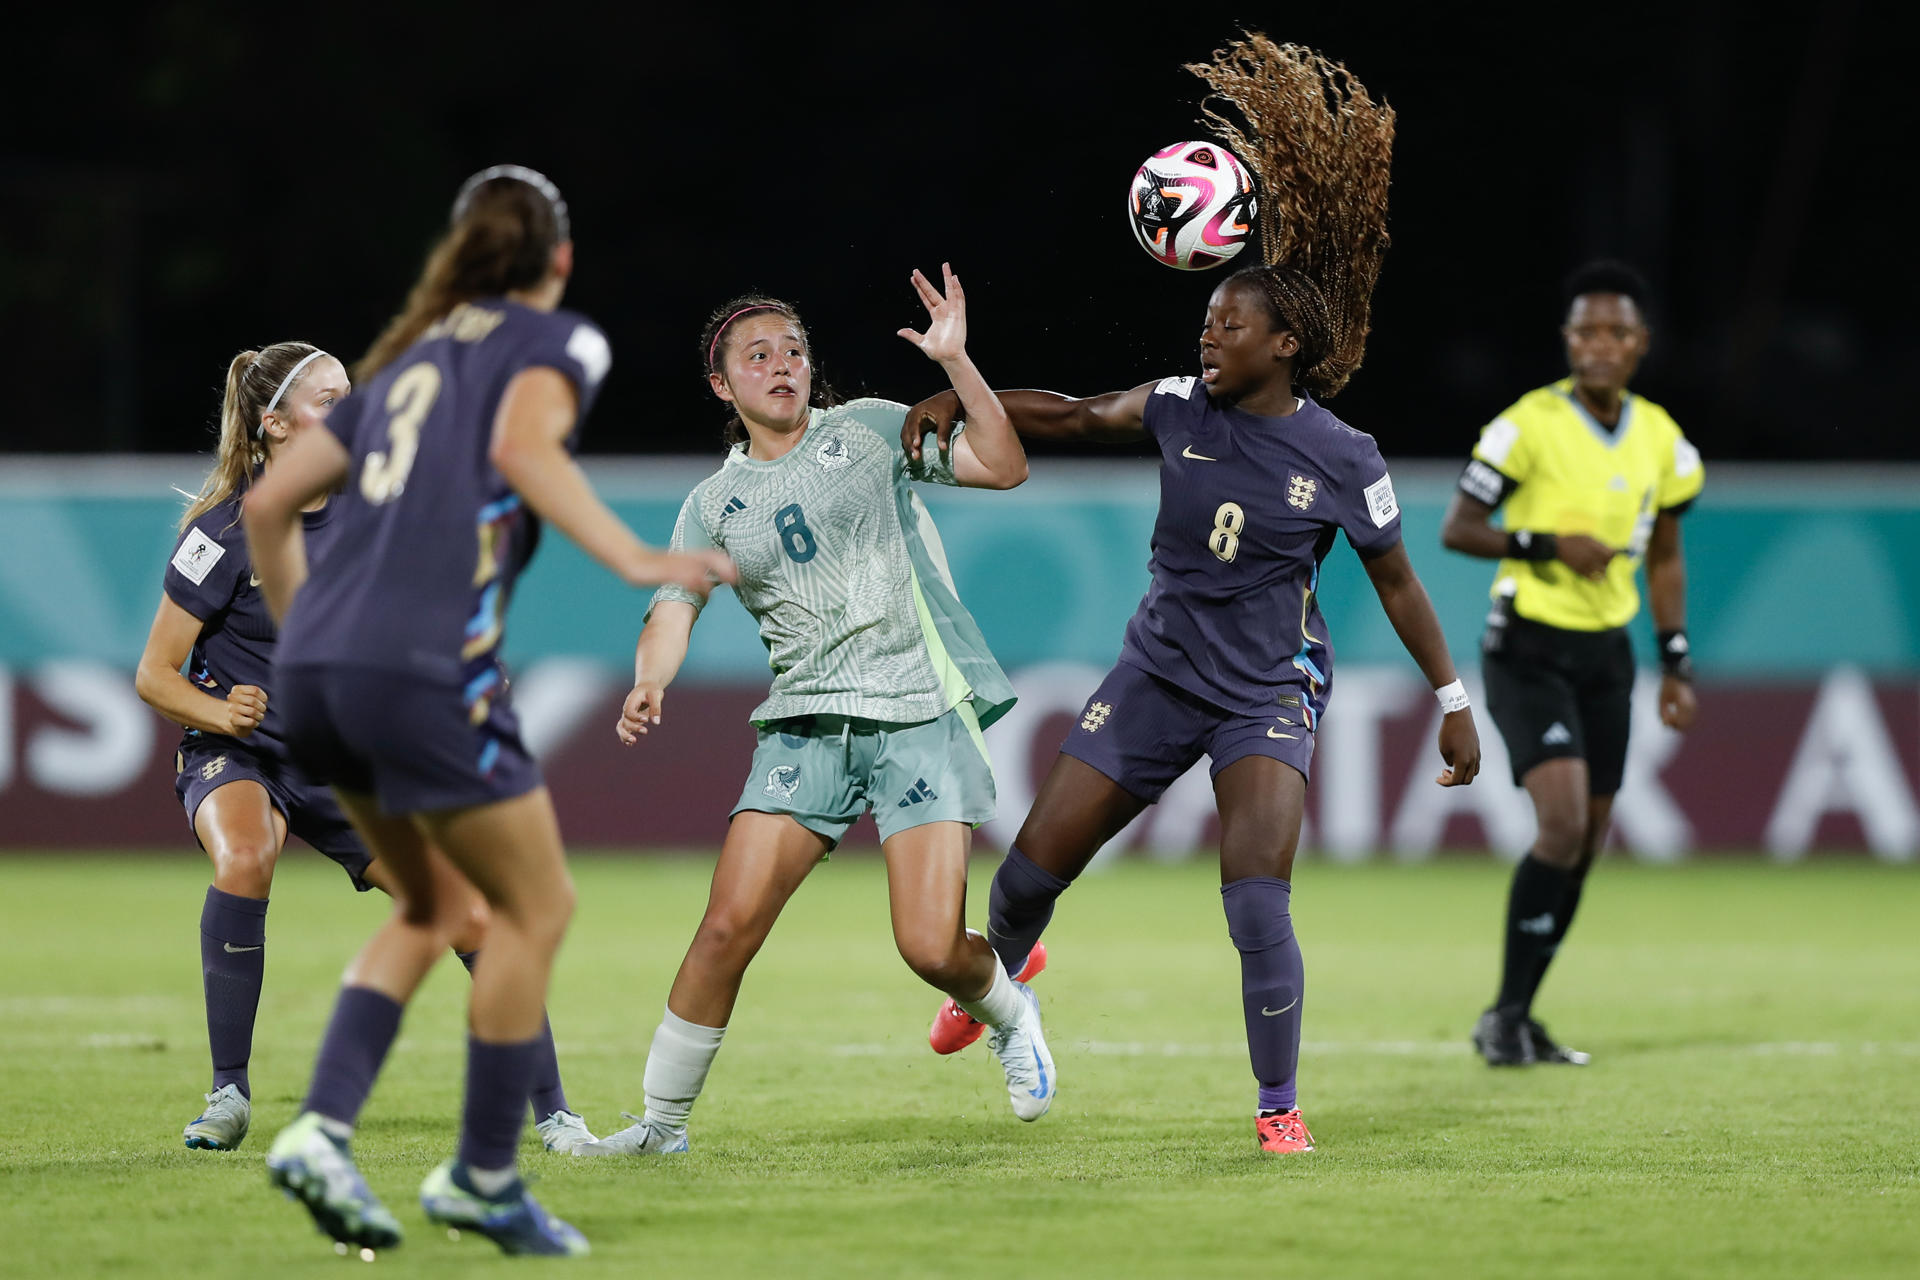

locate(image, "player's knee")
[[445, 897, 492, 955], [688, 909, 766, 973], [1532, 807, 1587, 866], [211, 841, 278, 897], [895, 932, 969, 988]]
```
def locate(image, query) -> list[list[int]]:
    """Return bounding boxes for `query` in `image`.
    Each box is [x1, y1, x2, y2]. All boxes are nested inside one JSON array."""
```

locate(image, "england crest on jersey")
[[1286, 474, 1318, 511], [816, 435, 852, 470]]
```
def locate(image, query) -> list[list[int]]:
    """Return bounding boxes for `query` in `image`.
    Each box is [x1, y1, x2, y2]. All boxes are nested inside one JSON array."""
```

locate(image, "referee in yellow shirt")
[[1441, 261, 1703, 1067]]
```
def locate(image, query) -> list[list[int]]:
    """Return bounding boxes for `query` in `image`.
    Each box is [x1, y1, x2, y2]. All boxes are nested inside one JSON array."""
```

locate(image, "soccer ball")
[[1126, 141, 1257, 271]]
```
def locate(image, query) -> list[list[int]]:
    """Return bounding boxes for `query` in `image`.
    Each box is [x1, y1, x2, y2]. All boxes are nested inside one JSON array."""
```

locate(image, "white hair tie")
[[260, 350, 328, 437]]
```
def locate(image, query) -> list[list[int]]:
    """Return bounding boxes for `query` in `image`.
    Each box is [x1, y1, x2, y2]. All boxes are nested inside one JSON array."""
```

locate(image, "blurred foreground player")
[[135, 342, 590, 1154], [243, 166, 732, 1256], [580, 266, 1050, 1159], [904, 37, 1480, 1154], [1440, 261, 1702, 1066]]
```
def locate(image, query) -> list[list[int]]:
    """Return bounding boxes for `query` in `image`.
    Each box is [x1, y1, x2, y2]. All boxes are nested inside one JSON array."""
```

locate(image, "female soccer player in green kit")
[[1441, 261, 1703, 1067], [578, 265, 1054, 1157]]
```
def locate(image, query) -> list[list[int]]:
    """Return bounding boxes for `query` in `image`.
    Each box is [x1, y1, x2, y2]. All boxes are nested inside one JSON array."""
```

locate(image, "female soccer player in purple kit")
[[242, 167, 733, 1256], [136, 342, 590, 1157], [905, 36, 1482, 1153]]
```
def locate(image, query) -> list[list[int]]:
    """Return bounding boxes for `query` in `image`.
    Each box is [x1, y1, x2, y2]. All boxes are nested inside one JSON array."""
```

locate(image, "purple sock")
[[302, 986, 404, 1127], [458, 951, 569, 1121], [458, 1035, 541, 1172], [1221, 877, 1303, 1114], [986, 845, 1070, 978], [199, 887, 268, 1100]]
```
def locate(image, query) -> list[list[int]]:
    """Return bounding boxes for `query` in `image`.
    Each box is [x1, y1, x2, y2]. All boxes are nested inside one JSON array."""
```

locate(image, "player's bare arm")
[[1440, 489, 1617, 580], [901, 383, 1155, 462], [895, 263, 1027, 490], [618, 601, 698, 742], [1644, 510, 1696, 731], [492, 368, 737, 595], [242, 423, 351, 624], [133, 595, 267, 737], [1361, 542, 1482, 786]]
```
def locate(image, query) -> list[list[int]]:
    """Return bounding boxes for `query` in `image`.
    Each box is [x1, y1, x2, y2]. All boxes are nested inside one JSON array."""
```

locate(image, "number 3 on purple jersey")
[[361, 363, 443, 504], [775, 503, 817, 563]]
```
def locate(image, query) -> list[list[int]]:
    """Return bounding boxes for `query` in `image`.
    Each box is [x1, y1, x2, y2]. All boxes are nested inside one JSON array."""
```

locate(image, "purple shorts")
[[277, 665, 542, 816], [1060, 660, 1317, 802], [174, 741, 374, 891]]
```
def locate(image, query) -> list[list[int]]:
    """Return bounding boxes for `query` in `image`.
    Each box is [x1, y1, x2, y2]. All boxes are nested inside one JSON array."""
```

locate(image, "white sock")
[[642, 1007, 726, 1132], [955, 955, 1023, 1029], [465, 1163, 517, 1196]]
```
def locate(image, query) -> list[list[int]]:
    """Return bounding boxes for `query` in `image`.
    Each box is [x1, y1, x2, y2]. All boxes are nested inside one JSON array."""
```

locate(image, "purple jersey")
[[278, 300, 610, 715], [164, 492, 337, 757], [1117, 376, 1403, 719]]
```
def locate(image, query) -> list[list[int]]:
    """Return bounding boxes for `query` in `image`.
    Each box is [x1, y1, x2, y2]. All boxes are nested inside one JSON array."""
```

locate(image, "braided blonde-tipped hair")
[[1187, 34, 1395, 398]]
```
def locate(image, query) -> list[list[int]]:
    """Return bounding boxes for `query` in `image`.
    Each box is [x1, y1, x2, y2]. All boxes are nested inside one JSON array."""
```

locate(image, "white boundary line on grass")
[[827, 1039, 1920, 1059]]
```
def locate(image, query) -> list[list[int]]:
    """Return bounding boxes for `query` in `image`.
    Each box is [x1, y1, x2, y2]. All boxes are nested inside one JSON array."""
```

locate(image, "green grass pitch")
[[2, 853, 1915, 1278]]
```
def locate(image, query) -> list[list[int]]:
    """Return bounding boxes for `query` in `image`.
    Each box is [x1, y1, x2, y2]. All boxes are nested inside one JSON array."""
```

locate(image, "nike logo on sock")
[[222, 943, 262, 953], [1260, 997, 1300, 1017]]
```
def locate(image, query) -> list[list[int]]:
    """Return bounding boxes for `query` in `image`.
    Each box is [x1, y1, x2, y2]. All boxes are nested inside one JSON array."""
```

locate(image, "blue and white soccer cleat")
[[571, 1113, 690, 1158], [182, 1082, 251, 1150], [265, 1111, 403, 1252], [419, 1160, 589, 1257], [534, 1108, 598, 1154], [986, 981, 1056, 1122]]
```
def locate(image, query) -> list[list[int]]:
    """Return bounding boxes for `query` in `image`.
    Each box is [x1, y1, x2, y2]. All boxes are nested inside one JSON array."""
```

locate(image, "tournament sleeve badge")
[[1364, 473, 1399, 527], [171, 527, 226, 585]]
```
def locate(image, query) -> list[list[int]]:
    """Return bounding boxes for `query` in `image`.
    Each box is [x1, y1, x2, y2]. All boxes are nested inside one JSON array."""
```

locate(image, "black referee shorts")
[[1482, 610, 1635, 794]]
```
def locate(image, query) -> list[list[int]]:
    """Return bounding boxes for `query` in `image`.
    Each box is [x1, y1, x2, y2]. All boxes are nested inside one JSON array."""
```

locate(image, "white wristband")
[[1434, 679, 1470, 714]]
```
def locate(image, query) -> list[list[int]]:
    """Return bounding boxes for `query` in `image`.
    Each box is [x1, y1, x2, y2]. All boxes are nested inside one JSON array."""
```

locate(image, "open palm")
[[897, 263, 968, 363]]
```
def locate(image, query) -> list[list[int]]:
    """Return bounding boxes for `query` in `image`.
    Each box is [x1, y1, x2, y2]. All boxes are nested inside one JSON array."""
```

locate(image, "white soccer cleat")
[[570, 1113, 690, 1158], [986, 981, 1056, 1122], [183, 1082, 251, 1150], [533, 1109, 598, 1154]]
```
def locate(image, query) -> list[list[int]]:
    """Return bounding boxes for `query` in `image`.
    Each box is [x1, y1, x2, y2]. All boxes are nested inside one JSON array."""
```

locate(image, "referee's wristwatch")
[[1657, 629, 1694, 682]]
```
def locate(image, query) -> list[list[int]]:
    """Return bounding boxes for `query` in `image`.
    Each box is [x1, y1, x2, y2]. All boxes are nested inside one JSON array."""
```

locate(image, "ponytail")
[[179, 342, 320, 531]]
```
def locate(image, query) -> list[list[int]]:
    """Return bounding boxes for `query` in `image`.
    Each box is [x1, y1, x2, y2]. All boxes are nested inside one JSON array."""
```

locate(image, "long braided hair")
[[1187, 34, 1395, 398]]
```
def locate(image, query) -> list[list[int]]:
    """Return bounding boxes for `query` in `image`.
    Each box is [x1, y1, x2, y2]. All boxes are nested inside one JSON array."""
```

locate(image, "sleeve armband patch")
[[566, 323, 612, 387], [1153, 376, 1197, 399], [1365, 473, 1399, 528], [1459, 459, 1515, 506], [170, 527, 225, 585]]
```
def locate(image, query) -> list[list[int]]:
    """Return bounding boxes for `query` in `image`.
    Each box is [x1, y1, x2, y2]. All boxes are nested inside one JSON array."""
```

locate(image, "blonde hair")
[[1188, 34, 1396, 397], [179, 341, 322, 531]]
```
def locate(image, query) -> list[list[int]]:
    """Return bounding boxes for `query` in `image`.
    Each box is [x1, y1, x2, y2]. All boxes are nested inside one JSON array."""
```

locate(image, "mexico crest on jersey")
[[764, 764, 803, 799], [816, 435, 852, 470], [1286, 474, 1318, 511]]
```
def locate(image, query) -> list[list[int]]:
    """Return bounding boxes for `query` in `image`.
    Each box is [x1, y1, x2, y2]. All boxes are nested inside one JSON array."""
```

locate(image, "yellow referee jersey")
[[1460, 378, 1703, 631]]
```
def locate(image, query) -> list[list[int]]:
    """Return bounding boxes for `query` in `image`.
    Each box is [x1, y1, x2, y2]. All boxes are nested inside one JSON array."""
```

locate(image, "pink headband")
[[708, 304, 779, 370]]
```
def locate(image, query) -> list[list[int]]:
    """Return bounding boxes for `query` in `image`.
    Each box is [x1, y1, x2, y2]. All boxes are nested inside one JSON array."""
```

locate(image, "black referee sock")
[[1526, 867, 1590, 1007], [1495, 854, 1572, 1015]]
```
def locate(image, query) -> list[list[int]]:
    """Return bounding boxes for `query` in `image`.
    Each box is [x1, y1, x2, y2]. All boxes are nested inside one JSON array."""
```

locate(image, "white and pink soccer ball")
[[1126, 141, 1257, 271]]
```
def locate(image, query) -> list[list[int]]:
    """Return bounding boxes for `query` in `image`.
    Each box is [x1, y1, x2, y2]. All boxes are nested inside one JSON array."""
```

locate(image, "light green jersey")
[[651, 398, 1017, 730]]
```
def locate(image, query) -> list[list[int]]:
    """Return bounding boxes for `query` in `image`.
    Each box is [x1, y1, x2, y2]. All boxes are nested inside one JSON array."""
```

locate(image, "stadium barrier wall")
[[2, 459, 1916, 858]]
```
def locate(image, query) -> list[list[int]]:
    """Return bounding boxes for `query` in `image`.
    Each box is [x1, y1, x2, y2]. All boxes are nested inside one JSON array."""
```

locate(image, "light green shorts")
[[731, 703, 996, 847]]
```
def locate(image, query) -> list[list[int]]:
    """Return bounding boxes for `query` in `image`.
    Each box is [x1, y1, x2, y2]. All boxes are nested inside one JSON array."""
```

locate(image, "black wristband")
[[1506, 530, 1558, 561], [1657, 629, 1694, 681]]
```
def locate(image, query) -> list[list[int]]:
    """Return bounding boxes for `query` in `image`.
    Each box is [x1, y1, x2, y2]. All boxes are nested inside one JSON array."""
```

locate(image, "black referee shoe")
[[1525, 1018, 1591, 1066], [1471, 1008, 1535, 1067]]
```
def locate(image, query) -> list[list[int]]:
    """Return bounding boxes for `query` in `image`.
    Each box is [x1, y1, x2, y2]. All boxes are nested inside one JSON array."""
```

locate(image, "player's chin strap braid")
[[1657, 629, 1694, 682], [452, 164, 570, 241]]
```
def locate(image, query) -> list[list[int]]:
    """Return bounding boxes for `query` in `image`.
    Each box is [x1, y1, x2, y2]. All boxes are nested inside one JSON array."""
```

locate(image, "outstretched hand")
[[896, 263, 968, 364]]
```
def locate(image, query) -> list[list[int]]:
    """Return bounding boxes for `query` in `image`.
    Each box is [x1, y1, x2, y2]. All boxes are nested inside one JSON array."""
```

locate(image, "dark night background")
[[1, 0, 1906, 463]]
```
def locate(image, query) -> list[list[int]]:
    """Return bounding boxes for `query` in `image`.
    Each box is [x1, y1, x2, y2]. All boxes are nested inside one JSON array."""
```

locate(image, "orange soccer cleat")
[[1255, 1109, 1315, 1154], [928, 943, 1048, 1055]]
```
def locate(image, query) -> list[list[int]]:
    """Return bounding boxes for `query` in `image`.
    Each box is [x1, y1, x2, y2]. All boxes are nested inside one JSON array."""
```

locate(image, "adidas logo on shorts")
[[1542, 722, 1573, 746], [898, 777, 938, 808]]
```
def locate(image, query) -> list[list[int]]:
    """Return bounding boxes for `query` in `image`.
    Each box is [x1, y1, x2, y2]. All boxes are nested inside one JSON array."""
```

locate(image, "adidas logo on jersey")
[[723, 496, 748, 515], [1542, 722, 1573, 746], [897, 778, 939, 808]]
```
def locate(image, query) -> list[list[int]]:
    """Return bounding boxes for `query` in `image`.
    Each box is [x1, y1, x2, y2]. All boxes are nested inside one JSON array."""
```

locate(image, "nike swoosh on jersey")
[[248, 573, 262, 587], [1181, 445, 1218, 461], [1267, 729, 1297, 739]]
